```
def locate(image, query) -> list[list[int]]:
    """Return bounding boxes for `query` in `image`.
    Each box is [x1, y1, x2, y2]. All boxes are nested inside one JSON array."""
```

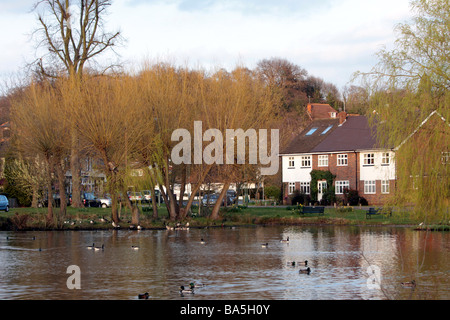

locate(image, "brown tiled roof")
[[280, 118, 340, 154], [311, 116, 380, 152], [307, 104, 338, 120]]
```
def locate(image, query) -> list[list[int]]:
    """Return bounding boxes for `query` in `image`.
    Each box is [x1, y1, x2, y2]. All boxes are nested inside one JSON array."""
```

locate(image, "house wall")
[[282, 150, 396, 206]]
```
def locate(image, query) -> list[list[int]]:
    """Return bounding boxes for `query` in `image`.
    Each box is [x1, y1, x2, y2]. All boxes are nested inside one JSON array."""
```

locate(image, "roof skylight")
[[321, 125, 333, 135], [305, 127, 318, 136]]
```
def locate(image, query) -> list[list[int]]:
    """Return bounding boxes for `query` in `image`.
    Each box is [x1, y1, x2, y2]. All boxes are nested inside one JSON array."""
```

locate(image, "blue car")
[[0, 195, 9, 212]]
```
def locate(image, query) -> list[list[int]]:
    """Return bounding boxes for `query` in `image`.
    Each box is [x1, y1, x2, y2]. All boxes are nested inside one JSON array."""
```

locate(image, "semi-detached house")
[[280, 108, 395, 205]]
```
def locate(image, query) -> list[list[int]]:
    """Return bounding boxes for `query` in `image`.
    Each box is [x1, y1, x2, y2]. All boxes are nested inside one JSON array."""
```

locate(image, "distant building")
[[281, 108, 449, 206]]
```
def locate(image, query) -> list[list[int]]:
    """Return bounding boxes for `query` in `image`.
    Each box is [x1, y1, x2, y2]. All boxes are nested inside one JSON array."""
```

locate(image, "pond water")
[[0, 226, 448, 300]]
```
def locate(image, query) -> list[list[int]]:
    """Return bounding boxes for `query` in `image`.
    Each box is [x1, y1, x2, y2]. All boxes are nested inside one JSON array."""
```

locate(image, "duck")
[[131, 245, 139, 250], [180, 286, 194, 295], [112, 221, 120, 229], [86, 243, 95, 250], [287, 260, 307, 267], [280, 237, 290, 243], [401, 280, 416, 288], [299, 267, 311, 275], [94, 244, 104, 251], [138, 292, 149, 299], [261, 243, 269, 248], [200, 238, 206, 244], [189, 282, 205, 288]]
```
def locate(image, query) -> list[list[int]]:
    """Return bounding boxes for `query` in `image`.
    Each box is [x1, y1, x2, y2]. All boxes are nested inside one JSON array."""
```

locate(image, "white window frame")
[[288, 157, 295, 168], [364, 153, 375, 166], [442, 152, 450, 165], [300, 182, 310, 195], [335, 181, 349, 194], [381, 152, 390, 166], [301, 156, 312, 168], [288, 182, 296, 194], [337, 154, 348, 166], [364, 180, 376, 194], [318, 155, 328, 167], [381, 180, 390, 194]]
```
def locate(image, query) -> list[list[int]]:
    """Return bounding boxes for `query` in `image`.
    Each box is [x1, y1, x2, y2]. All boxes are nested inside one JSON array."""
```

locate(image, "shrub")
[[290, 190, 310, 206]]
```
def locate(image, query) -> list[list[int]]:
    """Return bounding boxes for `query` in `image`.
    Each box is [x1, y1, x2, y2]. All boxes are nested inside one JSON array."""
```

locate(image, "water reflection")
[[0, 226, 448, 300]]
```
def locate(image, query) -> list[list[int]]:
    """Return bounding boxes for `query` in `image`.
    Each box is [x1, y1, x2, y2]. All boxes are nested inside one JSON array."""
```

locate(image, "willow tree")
[[32, 0, 123, 208], [355, 0, 450, 221], [68, 75, 142, 224], [11, 80, 71, 224]]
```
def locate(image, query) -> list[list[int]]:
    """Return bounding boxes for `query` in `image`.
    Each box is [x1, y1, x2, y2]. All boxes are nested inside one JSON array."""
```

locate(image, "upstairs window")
[[301, 156, 312, 168], [364, 153, 375, 166], [288, 157, 295, 168], [337, 154, 348, 166], [318, 155, 328, 167], [381, 152, 390, 165]]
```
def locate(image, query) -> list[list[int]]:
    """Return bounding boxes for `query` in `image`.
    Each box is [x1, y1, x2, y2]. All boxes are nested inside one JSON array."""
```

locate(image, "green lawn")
[[0, 204, 433, 230]]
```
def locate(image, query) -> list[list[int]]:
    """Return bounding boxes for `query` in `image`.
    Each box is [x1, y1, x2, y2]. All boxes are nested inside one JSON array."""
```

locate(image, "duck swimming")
[[138, 292, 149, 299], [180, 286, 194, 295], [200, 238, 206, 244], [94, 244, 104, 251], [86, 243, 95, 250], [190, 282, 205, 288], [280, 237, 290, 243], [261, 243, 268, 248], [131, 245, 139, 250], [299, 267, 311, 275]]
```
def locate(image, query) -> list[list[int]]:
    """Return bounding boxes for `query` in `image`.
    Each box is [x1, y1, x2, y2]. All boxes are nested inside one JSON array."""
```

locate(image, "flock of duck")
[[83, 234, 416, 299]]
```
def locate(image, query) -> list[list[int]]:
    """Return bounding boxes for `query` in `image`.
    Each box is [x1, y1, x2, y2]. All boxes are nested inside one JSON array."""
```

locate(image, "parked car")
[[82, 192, 102, 207], [41, 193, 70, 208], [98, 194, 112, 208], [128, 191, 143, 202], [141, 190, 162, 203], [0, 195, 9, 212], [202, 193, 234, 206]]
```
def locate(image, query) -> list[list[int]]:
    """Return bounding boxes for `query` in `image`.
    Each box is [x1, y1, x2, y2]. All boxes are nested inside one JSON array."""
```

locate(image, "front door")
[[317, 181, 327, 202]]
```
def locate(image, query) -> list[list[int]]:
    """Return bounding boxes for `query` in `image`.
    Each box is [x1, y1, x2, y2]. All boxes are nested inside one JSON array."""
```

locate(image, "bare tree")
[[31, 0, 123, 208]]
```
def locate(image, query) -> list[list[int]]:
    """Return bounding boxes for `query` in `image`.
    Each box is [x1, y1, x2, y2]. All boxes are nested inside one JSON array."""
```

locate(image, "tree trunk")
[[151, 187, 158, 219], [163, 157, 177, 221], [70, 132, 83, 208], [180, 165, 212, 219], [210, 182, 230, 220], [55, 160, 67, 222], [46, 157, 53, 223]]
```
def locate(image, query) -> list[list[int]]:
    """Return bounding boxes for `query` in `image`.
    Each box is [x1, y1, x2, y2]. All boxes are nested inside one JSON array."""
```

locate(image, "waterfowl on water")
[[131, 245, 139, 250], [280, 237, 290, 243], [261, 243, 268, 248], [94, 244, 104, 251], [299, 267, 311, 275], [287, 260, 308, 267], [180, 286, 194, 294], [200, 238, 206, 244], [401, 280, 416, 288], [86, 243, 95, 250], [190, 282, 205, 288], [138, 292, 149, 299]]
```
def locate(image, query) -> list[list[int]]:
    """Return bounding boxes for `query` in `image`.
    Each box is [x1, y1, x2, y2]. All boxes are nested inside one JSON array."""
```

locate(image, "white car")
[[98, 196, 112, 208]]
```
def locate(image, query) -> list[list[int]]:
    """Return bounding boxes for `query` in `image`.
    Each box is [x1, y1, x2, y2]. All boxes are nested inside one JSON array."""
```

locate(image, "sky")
[[0, 0, 413, 91]]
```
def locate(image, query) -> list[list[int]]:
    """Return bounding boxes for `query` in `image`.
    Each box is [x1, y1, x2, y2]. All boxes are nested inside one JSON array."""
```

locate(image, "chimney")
[[338, 111, 347, 125]]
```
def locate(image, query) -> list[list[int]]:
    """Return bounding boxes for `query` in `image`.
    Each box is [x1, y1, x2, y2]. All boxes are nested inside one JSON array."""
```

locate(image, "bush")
[[343, 189, 368, 206], [290, 190, 310, 206], [264, 185, 281, 201]]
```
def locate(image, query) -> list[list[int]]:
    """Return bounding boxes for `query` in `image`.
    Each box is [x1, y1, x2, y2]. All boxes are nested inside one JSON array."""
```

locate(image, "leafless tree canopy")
[[32, 0, 123, 78]]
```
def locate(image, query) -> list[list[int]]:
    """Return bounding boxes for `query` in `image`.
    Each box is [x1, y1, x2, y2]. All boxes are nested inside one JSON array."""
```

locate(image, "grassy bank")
[[0, 204, 439, 231]]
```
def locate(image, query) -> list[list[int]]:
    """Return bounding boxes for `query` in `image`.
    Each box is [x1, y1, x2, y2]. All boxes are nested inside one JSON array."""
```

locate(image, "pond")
[[0, 226, 448, 300]]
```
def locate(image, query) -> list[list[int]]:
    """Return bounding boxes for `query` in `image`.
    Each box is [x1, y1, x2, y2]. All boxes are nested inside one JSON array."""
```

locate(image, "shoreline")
[[0, 205, 446, 232]]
